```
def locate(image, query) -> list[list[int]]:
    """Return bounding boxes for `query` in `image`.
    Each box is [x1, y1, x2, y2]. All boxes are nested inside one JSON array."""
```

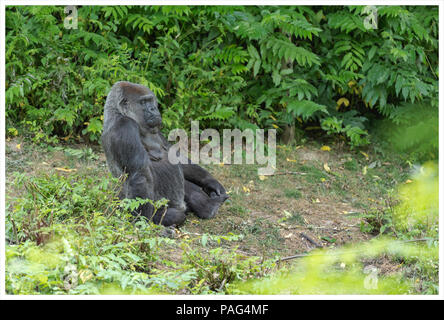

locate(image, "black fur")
[[102, 81, 228, 226]]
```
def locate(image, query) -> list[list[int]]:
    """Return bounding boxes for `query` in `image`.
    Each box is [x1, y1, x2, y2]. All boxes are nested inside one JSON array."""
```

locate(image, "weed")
[[283, 189, 302, 199]]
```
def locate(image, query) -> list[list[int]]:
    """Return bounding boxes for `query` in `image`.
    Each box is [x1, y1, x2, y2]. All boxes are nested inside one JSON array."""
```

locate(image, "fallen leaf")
[[405, 179, 413, 184], [259, 175, 267, 181], [320, 145, 331, 151], [368, 161, 378, 169], [360, 151, 369, 160], [323, 163, 331, 173], [362, 166, 368, 175], [16, 144, 21, 150], [321, 236, 336, 243], [286, 158, 297, 162], [55, 167, 77, 173], [283, 210, 292, 218]]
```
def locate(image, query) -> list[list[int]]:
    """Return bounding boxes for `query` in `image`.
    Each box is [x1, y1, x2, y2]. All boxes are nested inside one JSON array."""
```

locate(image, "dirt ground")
[[5, 136, 405, 266]]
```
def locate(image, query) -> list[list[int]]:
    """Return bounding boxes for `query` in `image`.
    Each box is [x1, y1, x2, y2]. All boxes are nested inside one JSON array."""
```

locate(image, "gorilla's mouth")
[[146, 116, 162, 127]]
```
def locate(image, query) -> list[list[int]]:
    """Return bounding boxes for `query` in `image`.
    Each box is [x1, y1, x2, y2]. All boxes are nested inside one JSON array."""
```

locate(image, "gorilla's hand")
[[203, 179, 227, 198], [148, 150, 163, 161]]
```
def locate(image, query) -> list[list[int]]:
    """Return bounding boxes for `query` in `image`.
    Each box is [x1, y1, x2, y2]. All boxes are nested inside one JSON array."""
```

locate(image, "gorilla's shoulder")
[[103, 114, 141, 143]]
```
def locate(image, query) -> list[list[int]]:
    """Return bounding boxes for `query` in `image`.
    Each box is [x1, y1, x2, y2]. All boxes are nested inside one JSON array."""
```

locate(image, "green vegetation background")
[[5, 6, 438, 160]]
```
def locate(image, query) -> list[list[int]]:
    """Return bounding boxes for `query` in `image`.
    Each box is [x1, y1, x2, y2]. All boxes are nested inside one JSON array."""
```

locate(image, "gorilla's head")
[[116, 81, 162, 129]]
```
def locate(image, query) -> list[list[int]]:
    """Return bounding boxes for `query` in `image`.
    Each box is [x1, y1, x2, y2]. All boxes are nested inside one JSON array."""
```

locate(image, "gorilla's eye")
[[120, 98, 128, 107]]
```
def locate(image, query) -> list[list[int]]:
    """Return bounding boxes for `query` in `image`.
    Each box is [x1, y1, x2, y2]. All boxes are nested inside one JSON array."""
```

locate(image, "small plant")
[[53, 147, 99, 162], [183, 245, 274, 294], [283, 188, 302, 199]]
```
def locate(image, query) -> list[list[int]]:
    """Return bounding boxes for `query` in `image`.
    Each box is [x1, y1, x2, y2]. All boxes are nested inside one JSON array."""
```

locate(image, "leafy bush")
[[5, 5, 438, 158]]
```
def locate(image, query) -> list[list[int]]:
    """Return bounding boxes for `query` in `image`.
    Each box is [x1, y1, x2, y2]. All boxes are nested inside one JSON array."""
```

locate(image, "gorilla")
[[101, 81, 228, 226]]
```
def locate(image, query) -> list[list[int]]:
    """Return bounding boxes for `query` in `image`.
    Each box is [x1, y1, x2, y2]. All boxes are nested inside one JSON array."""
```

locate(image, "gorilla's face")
[[118, 83, 162, 130], [139, 94, 162, 128]]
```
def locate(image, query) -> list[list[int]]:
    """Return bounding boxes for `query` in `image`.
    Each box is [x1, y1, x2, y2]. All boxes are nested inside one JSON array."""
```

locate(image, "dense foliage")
[[5, 5, 438, 159]]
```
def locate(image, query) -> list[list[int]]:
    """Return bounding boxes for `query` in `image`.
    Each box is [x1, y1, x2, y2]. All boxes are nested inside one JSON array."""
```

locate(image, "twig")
[[281, 224, 360, 232], [279, 253, 310, 261], [218, 278, 227, 292], [105, 174, 127, 217], [10, 217, 18, 244], [157, 207, 168, 226], [306, 224, 361, 231], [273, 171, 307, 176], [424, 52, 438, 79], [300, 232, 322, 248]]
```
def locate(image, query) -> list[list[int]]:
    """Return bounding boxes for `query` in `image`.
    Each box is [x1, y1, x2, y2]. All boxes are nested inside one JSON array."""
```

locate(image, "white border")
[[1, 0, 443, 301]]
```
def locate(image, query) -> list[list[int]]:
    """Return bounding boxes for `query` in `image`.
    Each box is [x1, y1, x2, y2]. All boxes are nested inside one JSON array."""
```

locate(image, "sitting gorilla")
[[101, 81, 228, 226]]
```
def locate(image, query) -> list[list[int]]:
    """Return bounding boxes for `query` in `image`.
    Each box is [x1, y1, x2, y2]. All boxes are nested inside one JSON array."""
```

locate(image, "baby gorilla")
[[102, 81, 228, 226]]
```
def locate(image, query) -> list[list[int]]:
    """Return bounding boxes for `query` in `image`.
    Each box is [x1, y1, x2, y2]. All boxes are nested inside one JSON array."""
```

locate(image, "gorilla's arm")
[[159, 136, 225, 196], [106, 117, 151, 173], [158, 133, 226, 197], [103, 116, 155, 206], [181, 163, 226, 197]]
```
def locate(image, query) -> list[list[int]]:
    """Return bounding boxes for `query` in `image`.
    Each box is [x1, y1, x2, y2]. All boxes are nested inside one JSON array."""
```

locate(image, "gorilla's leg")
[[184, 180, 228, 219], [127, 171, 186, 227]]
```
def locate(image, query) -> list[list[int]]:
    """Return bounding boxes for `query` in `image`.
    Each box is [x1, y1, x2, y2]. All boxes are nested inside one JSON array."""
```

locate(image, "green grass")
[[5, 137, 438, 295], [283, 189, 302, 199], [344, 158, 359, 171]]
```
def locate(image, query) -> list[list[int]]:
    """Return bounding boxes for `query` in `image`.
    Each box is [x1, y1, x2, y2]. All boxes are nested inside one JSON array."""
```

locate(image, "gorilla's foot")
[[210, 192, 229, 202], [153, 207, 186, 227]]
